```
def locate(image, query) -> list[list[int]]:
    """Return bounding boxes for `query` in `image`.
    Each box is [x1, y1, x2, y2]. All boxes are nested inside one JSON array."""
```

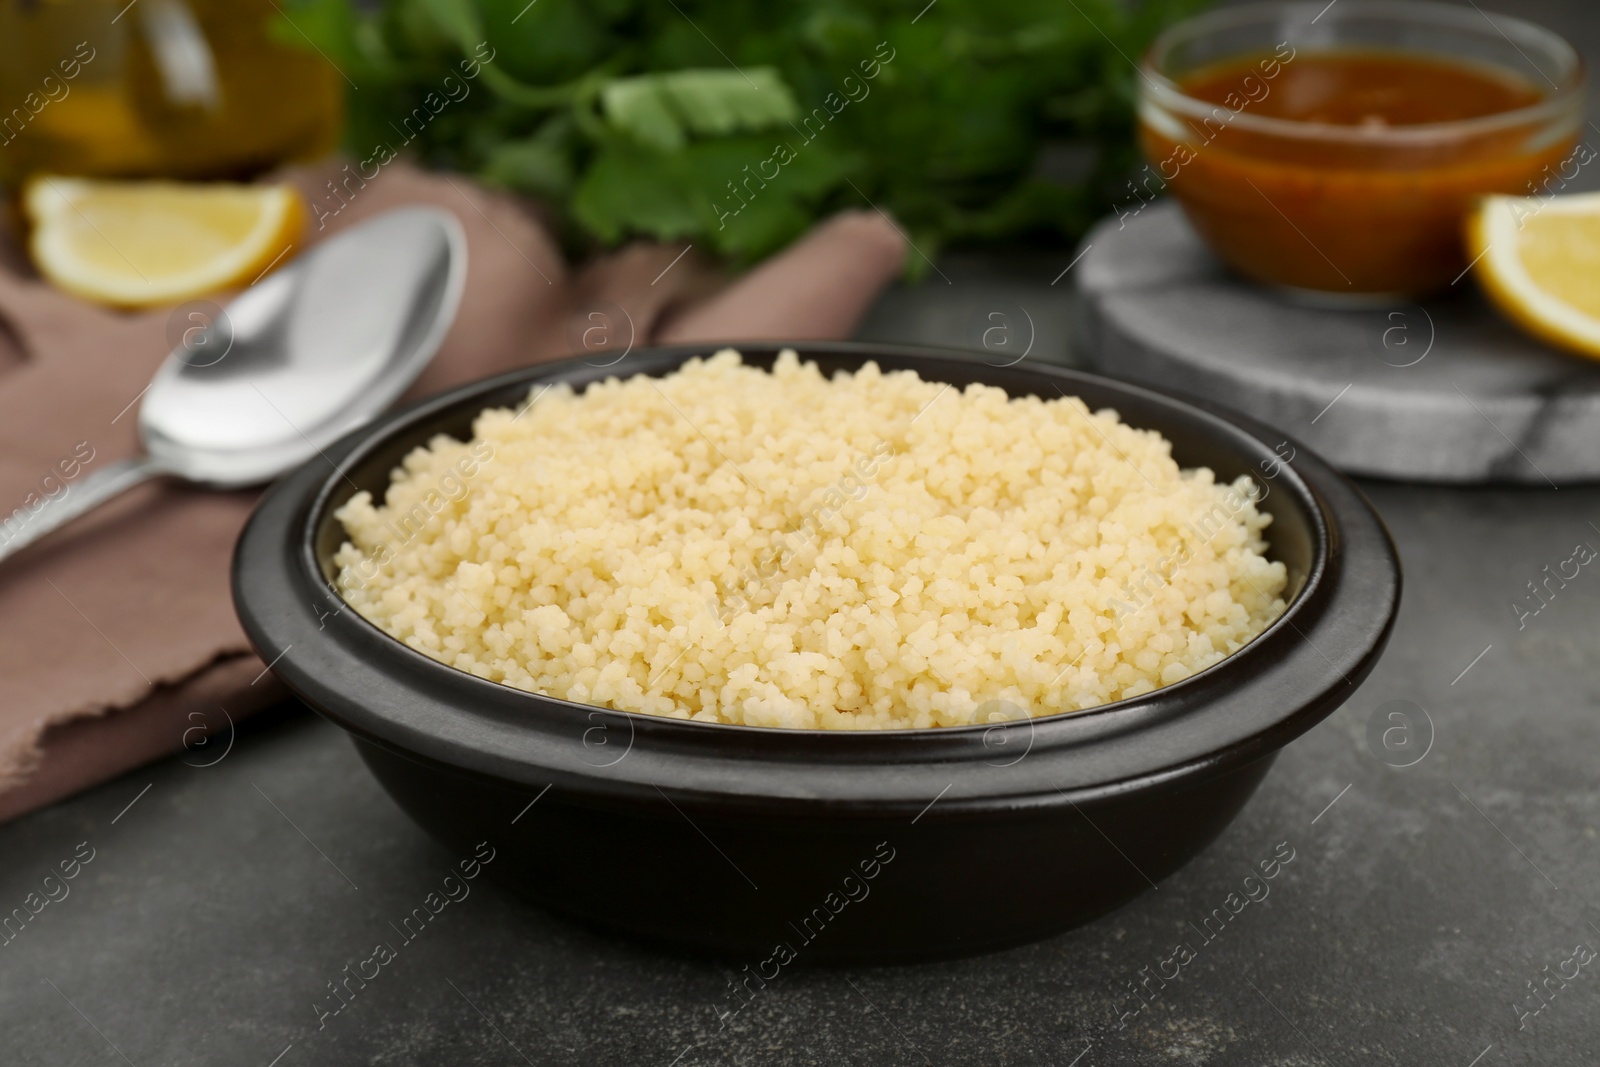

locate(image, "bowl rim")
[[1140, 0, 1585, 147], [232, 342, 1402, 814]]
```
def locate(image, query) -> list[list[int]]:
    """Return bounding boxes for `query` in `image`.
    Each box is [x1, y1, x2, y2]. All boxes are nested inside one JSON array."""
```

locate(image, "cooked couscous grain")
[[333, 350, 1287, 729]]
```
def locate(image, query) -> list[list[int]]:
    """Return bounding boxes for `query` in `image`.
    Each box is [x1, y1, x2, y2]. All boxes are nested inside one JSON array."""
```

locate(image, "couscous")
[[333, 350, 1287, 729]]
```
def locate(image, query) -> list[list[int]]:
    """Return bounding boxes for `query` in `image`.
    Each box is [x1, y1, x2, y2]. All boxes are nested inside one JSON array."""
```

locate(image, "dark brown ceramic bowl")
[[232, 343, 1400, 964]]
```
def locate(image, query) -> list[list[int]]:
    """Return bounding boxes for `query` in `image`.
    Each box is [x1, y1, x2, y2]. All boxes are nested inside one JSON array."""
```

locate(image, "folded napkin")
[[0, 161, 906, 823]]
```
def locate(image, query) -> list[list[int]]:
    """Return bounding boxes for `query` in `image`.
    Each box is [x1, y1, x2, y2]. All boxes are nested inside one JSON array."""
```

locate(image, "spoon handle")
[[0, 455, 165, 566]]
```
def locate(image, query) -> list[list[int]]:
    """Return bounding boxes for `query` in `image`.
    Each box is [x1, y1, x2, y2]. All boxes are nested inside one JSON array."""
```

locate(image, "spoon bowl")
[[0, 207, 466, 561]]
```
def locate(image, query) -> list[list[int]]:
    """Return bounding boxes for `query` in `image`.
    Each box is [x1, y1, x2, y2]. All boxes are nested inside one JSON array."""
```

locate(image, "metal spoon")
[[0, 206, 466, 565]]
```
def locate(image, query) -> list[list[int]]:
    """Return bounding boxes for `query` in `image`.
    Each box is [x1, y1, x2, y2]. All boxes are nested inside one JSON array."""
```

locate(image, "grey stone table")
[[3, 472, 1598, 1067], [8, 288, 1600, 1065]]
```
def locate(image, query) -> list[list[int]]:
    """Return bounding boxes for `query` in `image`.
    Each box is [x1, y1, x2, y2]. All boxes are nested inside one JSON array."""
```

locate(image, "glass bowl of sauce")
[[1138, 0, 1584, 300]]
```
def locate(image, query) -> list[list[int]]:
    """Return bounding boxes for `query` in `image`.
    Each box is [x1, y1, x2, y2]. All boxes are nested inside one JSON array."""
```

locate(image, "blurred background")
[[0, 0, 1199, 258]]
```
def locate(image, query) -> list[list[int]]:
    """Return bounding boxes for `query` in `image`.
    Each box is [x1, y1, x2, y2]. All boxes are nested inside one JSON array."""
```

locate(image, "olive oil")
[[0, 0, 341, 185]]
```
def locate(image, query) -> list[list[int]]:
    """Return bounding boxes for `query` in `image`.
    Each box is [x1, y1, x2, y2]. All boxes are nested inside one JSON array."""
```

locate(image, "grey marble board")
[[1073, 199, 1600, 485]]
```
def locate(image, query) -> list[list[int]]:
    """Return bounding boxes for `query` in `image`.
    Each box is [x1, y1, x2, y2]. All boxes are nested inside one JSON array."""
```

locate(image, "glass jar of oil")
[[0, 0, 342, 185]]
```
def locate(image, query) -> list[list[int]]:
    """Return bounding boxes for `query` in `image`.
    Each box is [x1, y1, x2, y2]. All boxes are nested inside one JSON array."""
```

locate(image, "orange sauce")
[[1184, 52, 1544, 126], [1140, 50, 1576, 295]]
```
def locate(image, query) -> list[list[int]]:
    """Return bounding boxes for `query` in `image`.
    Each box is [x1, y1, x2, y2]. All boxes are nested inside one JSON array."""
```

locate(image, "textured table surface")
[[7, 2, 1600, 1064], [5, 477, 1600, 1067]]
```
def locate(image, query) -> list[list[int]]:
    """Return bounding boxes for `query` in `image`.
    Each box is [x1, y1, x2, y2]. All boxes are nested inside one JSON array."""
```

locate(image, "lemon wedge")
[[1469, 191, 1600, 360], [24, 176, 305, 308]]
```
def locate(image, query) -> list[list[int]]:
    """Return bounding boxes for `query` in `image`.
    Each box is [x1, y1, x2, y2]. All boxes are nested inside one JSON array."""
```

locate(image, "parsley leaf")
[[281, 0, 1210, 266]]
